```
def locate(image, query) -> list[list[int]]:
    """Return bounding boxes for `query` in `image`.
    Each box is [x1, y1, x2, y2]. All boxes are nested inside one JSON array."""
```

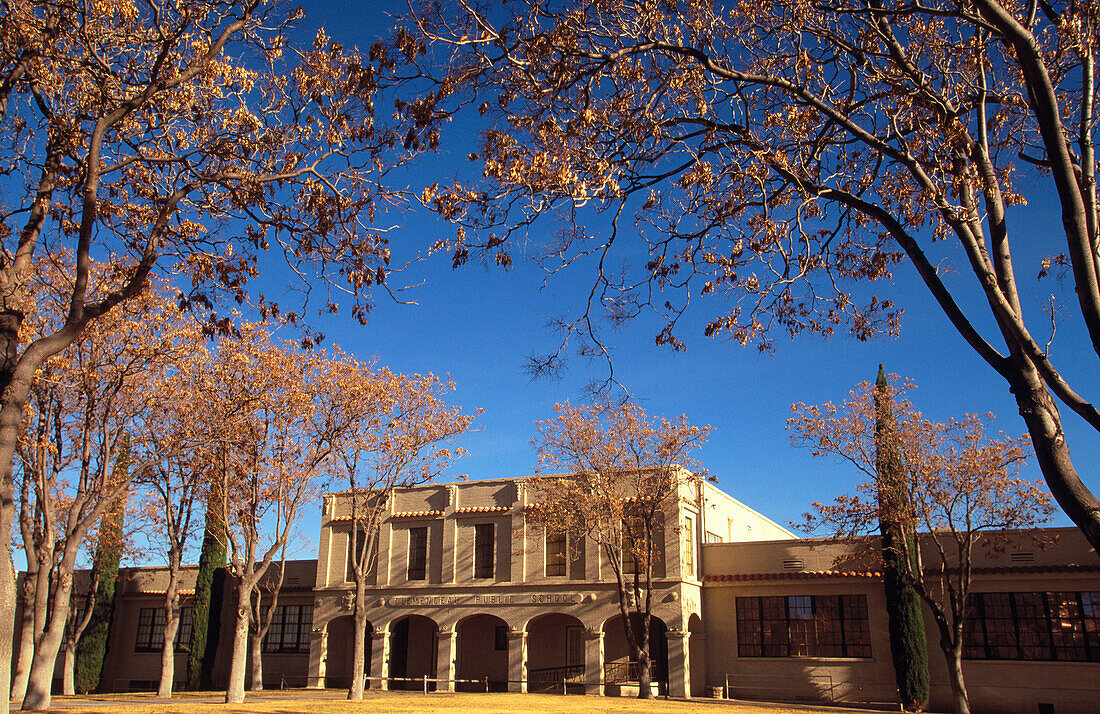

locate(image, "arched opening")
[[323, 616, 373, 689], [525, 613, 585, 692], [387, 615, 438, 691], [688, 613, 705, 697], [602, 613, 669, 696], [455, 614, 509, 692]]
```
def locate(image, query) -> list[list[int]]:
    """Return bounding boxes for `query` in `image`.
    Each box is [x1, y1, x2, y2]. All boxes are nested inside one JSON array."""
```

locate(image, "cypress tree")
[[74, 433, 129, 694], [186, 499, 227, 690], [874, 365, 930, 711]]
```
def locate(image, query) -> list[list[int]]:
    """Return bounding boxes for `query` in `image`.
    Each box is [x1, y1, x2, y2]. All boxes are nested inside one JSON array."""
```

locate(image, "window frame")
[[262, 604, 314, 654], [545, 529, 567, 577], [735, 595, 871, 659], [474, 522, 495, 579], [407, 526, 428, 581], [965, 591, 1100, 662], [134, 606, 193, 653]]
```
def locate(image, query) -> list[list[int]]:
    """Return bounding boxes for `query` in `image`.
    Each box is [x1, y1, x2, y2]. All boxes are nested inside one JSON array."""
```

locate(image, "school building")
[[39, 475, 1100, 713]]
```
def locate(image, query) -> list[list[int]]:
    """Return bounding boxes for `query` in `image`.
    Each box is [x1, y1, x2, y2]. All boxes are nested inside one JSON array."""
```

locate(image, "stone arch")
[[602, 613, 669, 695], [387, 614, 439, 691], [323, 615, 373, 689], [454, 613, 509, 692], [525, 612, 586, 692]]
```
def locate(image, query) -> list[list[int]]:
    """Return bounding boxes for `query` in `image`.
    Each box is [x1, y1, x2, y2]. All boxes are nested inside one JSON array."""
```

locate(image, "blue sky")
[[255, 0, 1095, 558]]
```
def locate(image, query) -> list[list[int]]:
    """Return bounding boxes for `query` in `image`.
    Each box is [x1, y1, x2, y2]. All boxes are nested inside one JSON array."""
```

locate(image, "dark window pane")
[[408, 527, 428, 580], [474, 523, 495, 579]]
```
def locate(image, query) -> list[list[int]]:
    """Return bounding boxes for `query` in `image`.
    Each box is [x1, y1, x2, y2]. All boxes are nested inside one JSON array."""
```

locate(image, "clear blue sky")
[[263, 0, 1094, 558]]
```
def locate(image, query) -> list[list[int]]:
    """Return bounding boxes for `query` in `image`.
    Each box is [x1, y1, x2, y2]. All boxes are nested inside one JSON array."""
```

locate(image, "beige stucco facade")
[[703, 529, 1100, 713], [308, 475, 790, 697], [22, 476, 1100, 713]]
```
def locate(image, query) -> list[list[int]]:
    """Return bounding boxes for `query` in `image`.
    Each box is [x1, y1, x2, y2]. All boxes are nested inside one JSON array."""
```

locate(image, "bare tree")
[[525, 399, 709, 698], [333, 363, 475, 700]]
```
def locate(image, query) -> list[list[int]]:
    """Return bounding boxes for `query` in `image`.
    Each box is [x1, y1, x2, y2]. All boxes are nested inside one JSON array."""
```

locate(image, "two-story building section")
[[307, 474, 793, 697]]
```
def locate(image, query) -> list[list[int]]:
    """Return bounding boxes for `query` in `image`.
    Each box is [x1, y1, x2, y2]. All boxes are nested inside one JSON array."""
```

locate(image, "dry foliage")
[[789, 378, 1054, 713], [526, 399, 709, 698], [383, 0, 1100, 554]]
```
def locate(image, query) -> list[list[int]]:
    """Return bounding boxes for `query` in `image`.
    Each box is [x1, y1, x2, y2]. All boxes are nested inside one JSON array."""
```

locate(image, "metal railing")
[[602, 660, 655, 684]]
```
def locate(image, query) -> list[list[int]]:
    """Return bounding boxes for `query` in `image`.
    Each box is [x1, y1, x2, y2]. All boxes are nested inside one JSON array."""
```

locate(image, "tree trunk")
[[224, 585, 251, 704], [11, 576, 36, 700], [635, 648, 653, 700], [21, 567, 77, 711], [944, 644, 970, 714], [62, 640, 76, 696], [249, 630, 263, 691], [0, 552, 14, 714], [349, 583, 368, 700], [1007, 359, 1100, 552], [157, 610, 180, 698]]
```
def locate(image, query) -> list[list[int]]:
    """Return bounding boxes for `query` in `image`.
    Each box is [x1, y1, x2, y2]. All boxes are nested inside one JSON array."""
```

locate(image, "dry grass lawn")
[[44, 692, 873, 714]]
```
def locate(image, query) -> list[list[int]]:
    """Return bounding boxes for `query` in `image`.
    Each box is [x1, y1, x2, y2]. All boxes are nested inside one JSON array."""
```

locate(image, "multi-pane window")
[[135, 607, 193, 652], [474, 523, 495, 579], [346, 530, 370, 582], [621, 514, 644, 575], [407, 527, 428, 580], [263, 604, 314, 653], [546, 530, 567, 577], [736, 595, 871, 658], [176, 606, 193, 650], [965, 591, 1100, 661]]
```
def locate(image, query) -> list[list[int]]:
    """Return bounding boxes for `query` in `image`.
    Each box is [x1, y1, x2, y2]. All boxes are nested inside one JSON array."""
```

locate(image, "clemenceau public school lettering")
[[387, 593, 583, 607]]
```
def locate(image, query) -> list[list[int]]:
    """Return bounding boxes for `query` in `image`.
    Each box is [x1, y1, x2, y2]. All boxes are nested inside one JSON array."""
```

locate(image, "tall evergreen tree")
[[186, 499, 227, 691], [74, 433, 130, 694], [874, 366, 930, 711]]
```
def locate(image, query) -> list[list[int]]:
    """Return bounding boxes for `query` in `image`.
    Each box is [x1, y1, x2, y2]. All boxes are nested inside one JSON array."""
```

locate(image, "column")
[[436, 628, 457, 692], [507, 627, 528, 693], [307, 623, 328, 689], [585, 532, 601, 581], [442, 486, 457, 583], [583, 627, 604, 696], [370, 628, 389, 691], [665, 627, 691, 698]]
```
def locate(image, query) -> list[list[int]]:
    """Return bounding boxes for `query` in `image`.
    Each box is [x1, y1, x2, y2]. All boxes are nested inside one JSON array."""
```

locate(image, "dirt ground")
[[40, 690, 887, 714]]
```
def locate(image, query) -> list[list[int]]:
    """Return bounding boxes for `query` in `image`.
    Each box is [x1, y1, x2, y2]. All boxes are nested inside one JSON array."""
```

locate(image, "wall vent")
[[286, 576, 300, 585], [782, 559, 804, 571], [1010, 552, 1036, 564]]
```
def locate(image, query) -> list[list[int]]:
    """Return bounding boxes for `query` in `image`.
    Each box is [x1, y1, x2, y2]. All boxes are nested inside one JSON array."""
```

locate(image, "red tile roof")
[[454, 506, 511, 514], [390, 510, 443, 519]]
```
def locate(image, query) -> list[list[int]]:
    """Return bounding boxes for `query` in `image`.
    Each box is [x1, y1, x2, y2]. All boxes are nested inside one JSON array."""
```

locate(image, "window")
[[177, 606, 193, 651], [736, 595, 871, 658], [621, 513, 643, 575], [135, 607, 193, 652], [346, 530, 368, 582], [965, 591, 1100, 661], [474, 523, 495, 579], [408, 527, 428, 580], [683, 516, 695, 577], [263, 604, 314, 653], [546, 530, 567, 577], [494, 625, 508, 651]]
